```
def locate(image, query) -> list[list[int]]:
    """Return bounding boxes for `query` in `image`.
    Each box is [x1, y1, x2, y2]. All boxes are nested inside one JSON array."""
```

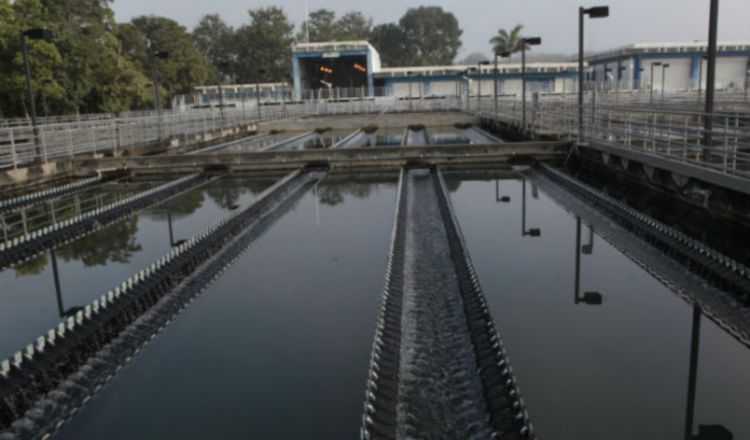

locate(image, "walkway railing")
[[0, 97, 462, 170], [474, 96, 750, 178]]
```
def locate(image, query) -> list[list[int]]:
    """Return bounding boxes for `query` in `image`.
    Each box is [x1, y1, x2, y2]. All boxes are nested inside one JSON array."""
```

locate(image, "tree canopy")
[[399, 7, 462, 66], [0, 3, 469, 118], [297, 9, 371, 42], [490, 24, 528, 61]]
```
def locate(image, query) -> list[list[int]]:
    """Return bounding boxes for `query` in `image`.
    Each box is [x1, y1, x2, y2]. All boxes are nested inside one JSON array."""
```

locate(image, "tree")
[[121, 16, 212, 101], [297, 9, 371, 43], [234, 7, 294, 83], [399, 6, 462, 65], [336, 12, 372, 40], [370, 23, 409, 67], [192, 14, 235, 81], [297, 9, 337, 42], [0, 0, 64, 117], [490, 24, 527, 62]]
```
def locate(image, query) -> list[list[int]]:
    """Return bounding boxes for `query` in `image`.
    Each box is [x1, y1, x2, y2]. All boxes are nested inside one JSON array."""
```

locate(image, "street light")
[[703, 0, 719, 160], [494, 51, 510, 121], [521, 37, 542, 135], [477, 60, 490, 111], [649, 61, 662, 105], [661, 63, 670, 101], [578, 6, 609, 140], [20, 28, 53, 161]]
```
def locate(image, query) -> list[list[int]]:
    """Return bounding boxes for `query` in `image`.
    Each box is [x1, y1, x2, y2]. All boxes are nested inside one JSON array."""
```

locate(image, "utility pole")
[[703, 0, 719, 160], [578, 6, 609, 141]]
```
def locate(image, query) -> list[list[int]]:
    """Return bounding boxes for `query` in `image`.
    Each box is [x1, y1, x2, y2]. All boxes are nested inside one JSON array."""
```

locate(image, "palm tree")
[[489, 24, 527, 62]]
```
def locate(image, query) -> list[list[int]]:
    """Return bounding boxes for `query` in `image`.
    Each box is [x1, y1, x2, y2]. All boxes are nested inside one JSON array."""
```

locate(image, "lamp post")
[[661, 63, 670, 101], [477, 60, 490, 112], [578, 6, 609, 140], [494, 52, 509, 121], [521, 37, 542, 134], [649, 61, 662, 105], [703, 0, 718, 160], [20, 28, 53, 160]]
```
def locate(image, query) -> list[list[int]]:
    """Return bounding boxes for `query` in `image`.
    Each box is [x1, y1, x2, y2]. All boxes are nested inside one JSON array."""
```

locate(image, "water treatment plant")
[[1, 1, 750, 439]]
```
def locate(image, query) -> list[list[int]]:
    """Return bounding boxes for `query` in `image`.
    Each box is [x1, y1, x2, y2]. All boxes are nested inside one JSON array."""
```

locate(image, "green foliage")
[[399, 7, 462, 65], [124, 16, 212, 98], [233, 7, 294, 83], [297, 9, 371, 43], [370, 23, 410, 67], [371, 7, 463, 67], [192, 14, 235, 82], [490, 24, 528, 61], [57, 216, 142, 266], [0, 0, 212, 117]]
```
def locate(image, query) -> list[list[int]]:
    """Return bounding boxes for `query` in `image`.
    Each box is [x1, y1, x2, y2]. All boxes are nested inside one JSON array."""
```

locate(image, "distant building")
[[291, 40, 579, 98], [292, 41, 380, 98], [586, 40, 750, 92], [182, 39, 750, 108]]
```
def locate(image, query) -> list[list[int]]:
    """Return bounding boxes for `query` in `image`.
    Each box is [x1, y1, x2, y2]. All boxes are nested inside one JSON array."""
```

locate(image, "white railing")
[[0, 96, 464, 169], [473, 93, 750, 178]]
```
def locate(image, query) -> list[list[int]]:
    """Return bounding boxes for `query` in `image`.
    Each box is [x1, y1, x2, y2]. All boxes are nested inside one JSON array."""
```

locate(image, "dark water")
[[5, 171, 749, 440], [447, 177, 750, 440], [55, 179, 396, 440], [568, 162, 750, 267], [0, 177, 270, 359]]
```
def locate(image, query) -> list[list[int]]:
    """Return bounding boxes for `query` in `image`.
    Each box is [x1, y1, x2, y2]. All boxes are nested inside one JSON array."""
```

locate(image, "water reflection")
[[0, 186, 145, 243], [521, 179, 541, 237], [58, 217, 141, 267], [316, 181, 376, 206], [685, 305, 733, 440], [448, 176, 750, 439], [574, 217, 603, 306], [51, 249, 83, 318], [145, 189, 206, 221]]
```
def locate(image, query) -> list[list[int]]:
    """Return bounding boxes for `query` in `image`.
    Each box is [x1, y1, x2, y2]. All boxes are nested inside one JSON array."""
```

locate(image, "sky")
[[111, 0, 750, 59]]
